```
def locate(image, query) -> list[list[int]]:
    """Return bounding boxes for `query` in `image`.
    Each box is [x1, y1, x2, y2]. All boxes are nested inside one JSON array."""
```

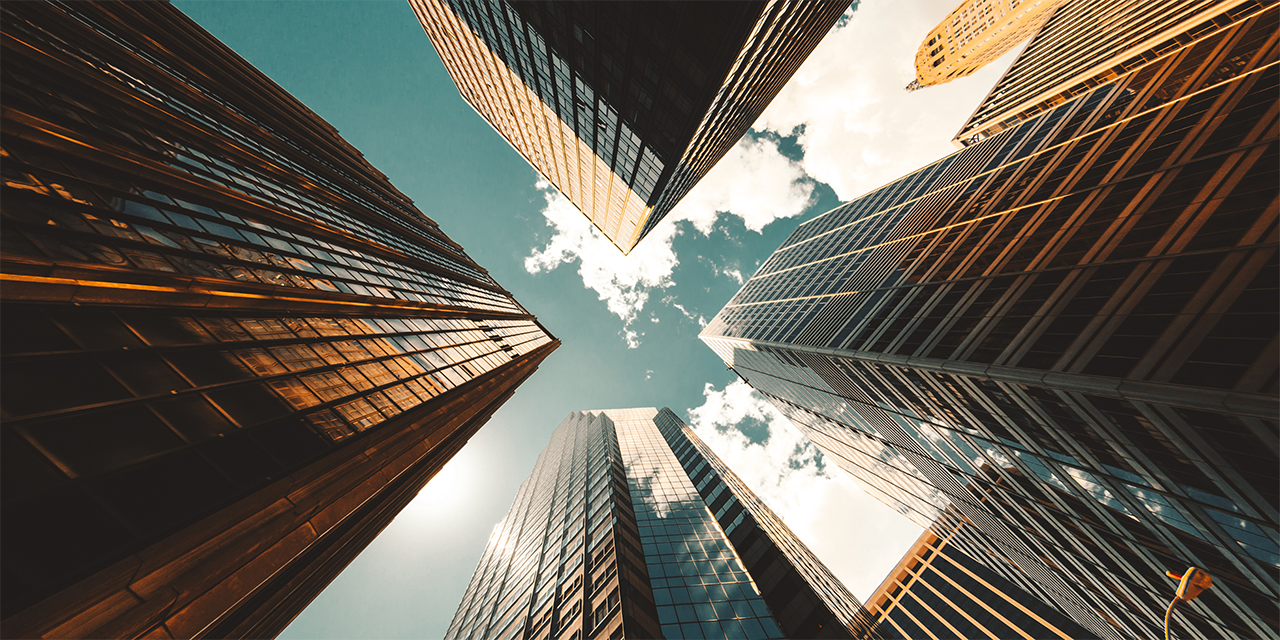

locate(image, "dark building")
[[446, 408, 874, 640], [412, 0, 849, 254], [702, 4, 1277, 638], [864, 509, 1094, 640], [0, 3, 556, 638]]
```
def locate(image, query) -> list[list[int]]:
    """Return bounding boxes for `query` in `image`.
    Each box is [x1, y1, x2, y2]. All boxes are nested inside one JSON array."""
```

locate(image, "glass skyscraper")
[[447, 408, 873, 640], [864, 507, 1093, 640], [0, 3, 555, 638], [703, 4, 1277, 638], [412, 0, 850, 254], [954, 0, 1254, 145]]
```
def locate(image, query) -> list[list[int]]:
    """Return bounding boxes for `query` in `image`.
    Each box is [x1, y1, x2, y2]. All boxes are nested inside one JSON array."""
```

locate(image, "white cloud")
[[685, 381, 923, 600], [524, 133, 812, 346], [667, 135, 814, 235], [668, 298, 708, 328], [754, 0, 1024, 201], [723, 268, 744, 285], [524, 180, 679, 348]]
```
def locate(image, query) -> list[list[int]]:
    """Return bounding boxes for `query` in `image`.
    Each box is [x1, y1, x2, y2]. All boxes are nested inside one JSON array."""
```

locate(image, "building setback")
[[864, 509, 1094, 640], [412, 0, 849, 254], [908, 0, 1067, 91], [0, 2, 556, 638], [953, 0, 1257, 145], [446, 408, 874, 640], [702, 4, 1277, 638]]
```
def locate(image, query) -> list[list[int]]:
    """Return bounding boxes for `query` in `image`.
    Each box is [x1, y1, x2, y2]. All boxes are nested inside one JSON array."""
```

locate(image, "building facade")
[[908, 0, 1067, 91], [0, 3, 556, 638], [703, 4, 1277, 638], [864, 511, 1093, 640], [412, 0, 849, 254], [446, 408, 873, 640], [954, 0, 1260, 145]]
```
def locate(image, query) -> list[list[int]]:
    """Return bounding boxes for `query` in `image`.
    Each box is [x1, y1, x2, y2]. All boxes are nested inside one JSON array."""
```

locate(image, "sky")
[[175, 2, 1022, 637]]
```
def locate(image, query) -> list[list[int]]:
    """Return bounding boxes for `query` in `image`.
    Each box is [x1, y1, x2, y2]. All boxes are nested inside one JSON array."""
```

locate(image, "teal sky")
[[174, 1, 1023, 637]]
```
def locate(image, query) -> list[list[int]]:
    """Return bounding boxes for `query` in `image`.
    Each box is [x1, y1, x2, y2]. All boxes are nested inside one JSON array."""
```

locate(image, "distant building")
[[446, 408, 874, 640], [702, 3, 1278, 638], [907, 0, 1067, 91], [0, 2, 555, 637], [954, 0, 1258, 144], [864, 509, 1094, 640], [412, 0, 848, 254]]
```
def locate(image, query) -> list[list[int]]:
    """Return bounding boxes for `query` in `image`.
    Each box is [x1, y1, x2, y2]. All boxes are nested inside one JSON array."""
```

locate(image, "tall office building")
[[954, 0, 1258, 144], [703, 3, 1277, 638], [864, 509, 1093, 640], [412, 0, 849, 254], [906, 0, 1067, 91], [0, 3, 556, 638], [446, 408, 873, 640]]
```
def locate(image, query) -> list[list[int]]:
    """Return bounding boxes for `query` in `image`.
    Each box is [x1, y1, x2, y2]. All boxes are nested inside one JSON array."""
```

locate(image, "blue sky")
[[175, 1, 1021, 637]]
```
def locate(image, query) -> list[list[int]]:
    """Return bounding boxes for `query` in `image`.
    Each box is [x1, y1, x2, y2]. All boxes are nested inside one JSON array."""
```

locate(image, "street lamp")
[[1163, 566, 1213, 640]]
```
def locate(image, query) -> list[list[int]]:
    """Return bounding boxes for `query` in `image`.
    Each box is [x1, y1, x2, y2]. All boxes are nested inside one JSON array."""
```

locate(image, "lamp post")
[[1163, 567, 1213, 640]]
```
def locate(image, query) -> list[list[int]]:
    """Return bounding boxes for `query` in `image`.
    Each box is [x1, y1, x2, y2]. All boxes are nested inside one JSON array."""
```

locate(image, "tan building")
[[908, 0, 1068, 91], [953, 0, 1255, 144]]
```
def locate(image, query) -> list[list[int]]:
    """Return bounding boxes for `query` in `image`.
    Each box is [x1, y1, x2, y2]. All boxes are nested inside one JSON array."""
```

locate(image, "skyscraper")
[[447, 408, 873, 640], [702, 4, 1277, 638], [412, 0, 850, 254], [0, 2, 556, 637], [953, 0, 1259, 145], [906, 0, 1067, 91], [864, 509, 1093, 640]]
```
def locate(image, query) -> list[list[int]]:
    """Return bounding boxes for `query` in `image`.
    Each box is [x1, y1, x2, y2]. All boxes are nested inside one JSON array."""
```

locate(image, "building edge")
[[0, 339, 558, 640]]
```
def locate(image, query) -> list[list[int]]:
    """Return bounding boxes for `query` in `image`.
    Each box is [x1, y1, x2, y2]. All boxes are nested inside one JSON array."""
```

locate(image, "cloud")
[[685, 381, 924, 600], [687, 381, 830, 521], [723, 269, 744, 285], [667, 298, 708, 328], [754, 0, 1024, 201], [667, 135, 815, 235], [524, 134, 811, 346], [524, 180, 679, 347]]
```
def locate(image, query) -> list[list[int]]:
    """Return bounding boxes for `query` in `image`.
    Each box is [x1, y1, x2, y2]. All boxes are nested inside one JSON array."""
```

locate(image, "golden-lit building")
[[412, 1, 848, 254], [447, 409, 874, 640], [863, 514, 1093, 640], [908, 0, 1068, 91], [1, 2, 555, 637], [953, 0, 1259, 144]]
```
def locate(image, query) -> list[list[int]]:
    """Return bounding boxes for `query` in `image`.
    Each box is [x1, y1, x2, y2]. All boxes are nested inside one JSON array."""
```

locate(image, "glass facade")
[[954, 0, 1257, 144], [1, 3, 556, 638], [866, 511, 1093, 640], [447, 408, 872, 640], [703, 5, 1277, 639], [411, 0, 849, 254]]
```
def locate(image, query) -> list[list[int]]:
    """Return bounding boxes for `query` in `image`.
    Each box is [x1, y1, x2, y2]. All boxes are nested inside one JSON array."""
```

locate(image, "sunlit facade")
[[702, 4, 1278, 638], [864, 510, 1092, 639], [0, 3, 556, 638], [954, 0, 1259, 144], [908, 0, 1067, 91], [446, 409, 873, 640], [412, 0, 849, 254]]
